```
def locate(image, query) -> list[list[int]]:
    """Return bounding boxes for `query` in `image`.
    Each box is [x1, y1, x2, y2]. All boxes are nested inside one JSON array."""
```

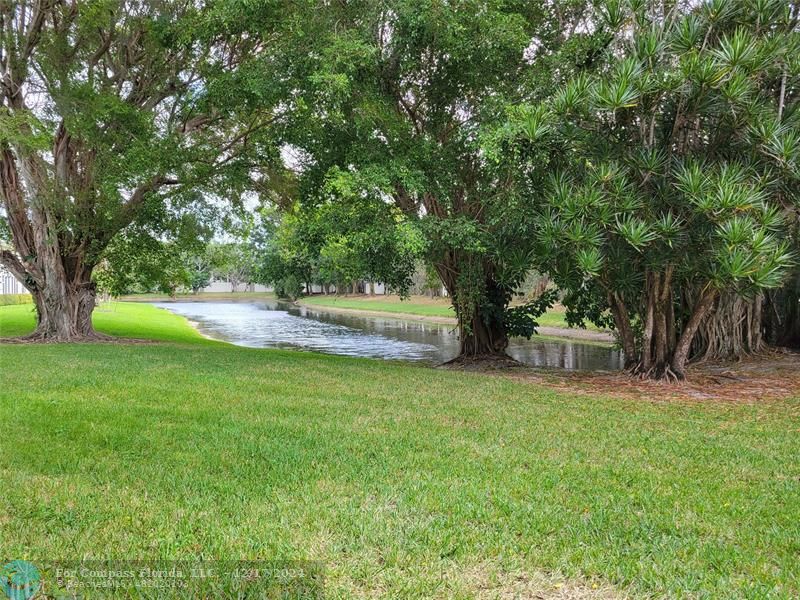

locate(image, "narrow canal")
[[156, 300, 624, 370]]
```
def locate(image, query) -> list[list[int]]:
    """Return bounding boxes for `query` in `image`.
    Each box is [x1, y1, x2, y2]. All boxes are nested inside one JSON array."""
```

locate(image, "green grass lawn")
[[1, 303, 798, 598], [534, 305, 601, 330], [119, 291, 276, 302], [300, 294, 457, 318]]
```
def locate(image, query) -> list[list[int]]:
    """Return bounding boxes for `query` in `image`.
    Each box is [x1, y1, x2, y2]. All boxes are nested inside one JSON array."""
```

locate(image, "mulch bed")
[[509, 350, 800, 403], [442, 349, 800, 402]]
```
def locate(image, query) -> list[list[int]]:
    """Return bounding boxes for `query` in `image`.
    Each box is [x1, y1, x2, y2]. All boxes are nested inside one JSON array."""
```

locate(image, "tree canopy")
[[0, 0, 287, 339], [269, 0, 601, 355], [502, 0, 799, 378]]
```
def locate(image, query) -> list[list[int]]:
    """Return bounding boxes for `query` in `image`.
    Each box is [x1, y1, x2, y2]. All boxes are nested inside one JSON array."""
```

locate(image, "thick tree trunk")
[[28, 270, 99, 342], [692, 291, 765, 359], [434, 257, 511, 360], [630, 269, 679, 379], [459, 307, 509, 356], [671, 288, 718, 378]]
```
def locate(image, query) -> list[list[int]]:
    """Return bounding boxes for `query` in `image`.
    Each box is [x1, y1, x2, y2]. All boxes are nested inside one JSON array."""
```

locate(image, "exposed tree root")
[[1, 331, 152, 344], [627, 362, 684, 383], [438, 353, 524, 371]]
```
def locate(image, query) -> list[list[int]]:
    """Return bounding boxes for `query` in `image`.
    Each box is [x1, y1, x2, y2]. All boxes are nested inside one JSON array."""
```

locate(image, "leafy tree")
[[186, 253, 212, 295], [0, 0, 284, 340], [505, 0, 799, 379], [208, 243, 257, 293], [94, 236, 190, 299], [252, 209, 316, 298], [278, 0, 599, 358], [255, 175, 425, 299]]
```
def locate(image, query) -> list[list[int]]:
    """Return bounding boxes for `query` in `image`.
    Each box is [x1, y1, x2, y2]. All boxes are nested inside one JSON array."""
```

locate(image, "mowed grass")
[[301, 294, 457, 319], [1, 304, 799, 598], [119, 291, 276, 302]]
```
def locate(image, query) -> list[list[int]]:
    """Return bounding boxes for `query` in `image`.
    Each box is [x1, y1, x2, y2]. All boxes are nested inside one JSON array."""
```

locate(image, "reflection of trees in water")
[[161, 301, 621, 370]]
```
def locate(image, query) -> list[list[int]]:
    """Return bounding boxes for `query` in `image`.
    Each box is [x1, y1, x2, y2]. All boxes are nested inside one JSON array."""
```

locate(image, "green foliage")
[[0, 294, 32, 307], [271, 0, 600, 350], [0, 0, 288, 327], [207, 243, 257, 292], [254, 184, 425, 299], [186, 255, 212, 294], [503, 289, 558, 339], [95, 235, 196, 298], [92, 206, 214, 297], [274, 274, 303, 302], [505, 0, 799, 368]]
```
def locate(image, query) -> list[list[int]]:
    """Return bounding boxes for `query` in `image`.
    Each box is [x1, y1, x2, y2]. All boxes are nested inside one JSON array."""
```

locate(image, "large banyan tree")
[[0, 0, 283, 340], [505, 0, 799, 379]]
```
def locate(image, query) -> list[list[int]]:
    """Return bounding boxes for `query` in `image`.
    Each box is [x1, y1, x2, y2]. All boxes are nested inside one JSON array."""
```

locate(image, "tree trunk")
[[608, 292, 637, 369], [630, 268, 677, 379], [434, 258, 511, 360], [459, 306, 509, 356], [28, 268, 99, 342], [692, 291, 764, 359], [671, 287, 718, 378]]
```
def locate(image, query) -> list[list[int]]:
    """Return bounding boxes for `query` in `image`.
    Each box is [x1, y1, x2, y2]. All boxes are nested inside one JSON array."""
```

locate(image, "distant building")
[[201, 278, 273, 293], [0, 266, 27, 295]]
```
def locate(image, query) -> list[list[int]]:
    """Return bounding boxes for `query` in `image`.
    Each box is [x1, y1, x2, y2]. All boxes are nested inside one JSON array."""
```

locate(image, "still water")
[[155, 300, 623, 371]]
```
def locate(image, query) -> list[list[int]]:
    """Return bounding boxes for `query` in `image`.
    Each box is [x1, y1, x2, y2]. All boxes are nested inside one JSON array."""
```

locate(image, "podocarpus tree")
[[280, 0, 598, 358], [507, 0, 799, 379], [0, 1, 283, 340]]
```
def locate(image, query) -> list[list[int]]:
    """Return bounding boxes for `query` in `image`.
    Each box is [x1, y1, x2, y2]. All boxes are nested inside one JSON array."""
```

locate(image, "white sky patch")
[[281, 143, 311, 172]]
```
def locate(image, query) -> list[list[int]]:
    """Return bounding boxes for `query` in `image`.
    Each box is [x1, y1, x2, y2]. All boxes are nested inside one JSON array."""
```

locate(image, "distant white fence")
[[0, 268, 27, 295]]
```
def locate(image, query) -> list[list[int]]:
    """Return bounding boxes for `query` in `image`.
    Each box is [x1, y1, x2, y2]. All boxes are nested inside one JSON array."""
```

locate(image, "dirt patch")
[[439, 353, 528, 371], [499, 349, 800, 403], [459, 564, 624, 600]]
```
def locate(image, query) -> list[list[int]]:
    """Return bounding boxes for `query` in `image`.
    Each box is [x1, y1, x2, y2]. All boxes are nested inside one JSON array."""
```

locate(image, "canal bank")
[[155, 300, 624, 370]]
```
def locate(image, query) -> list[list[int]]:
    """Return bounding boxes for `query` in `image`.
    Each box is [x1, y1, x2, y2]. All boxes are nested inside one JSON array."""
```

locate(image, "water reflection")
[[156, 300, 623, 371]]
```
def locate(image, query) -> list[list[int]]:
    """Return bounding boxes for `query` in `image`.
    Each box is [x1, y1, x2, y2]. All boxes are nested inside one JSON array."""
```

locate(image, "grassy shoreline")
[[299, 294, 605, 332], [118, 291, 277, 302], [1, 303, 798, 598]]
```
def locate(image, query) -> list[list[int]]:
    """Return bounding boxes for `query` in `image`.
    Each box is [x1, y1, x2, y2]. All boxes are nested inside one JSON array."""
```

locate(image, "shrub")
[[0, 294, 33, 306]]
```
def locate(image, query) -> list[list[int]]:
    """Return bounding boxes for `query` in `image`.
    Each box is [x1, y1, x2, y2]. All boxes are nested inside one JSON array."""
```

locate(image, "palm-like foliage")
[[508, 0, 799, 379]]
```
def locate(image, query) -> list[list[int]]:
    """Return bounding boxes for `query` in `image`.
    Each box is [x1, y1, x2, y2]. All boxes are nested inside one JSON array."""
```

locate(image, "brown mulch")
[[447, 349, 800, 403]]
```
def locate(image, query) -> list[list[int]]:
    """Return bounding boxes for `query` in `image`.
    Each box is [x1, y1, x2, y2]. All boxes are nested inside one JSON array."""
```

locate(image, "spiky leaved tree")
[[0, 1, 283, 340], [506, 0, 799, 379]]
